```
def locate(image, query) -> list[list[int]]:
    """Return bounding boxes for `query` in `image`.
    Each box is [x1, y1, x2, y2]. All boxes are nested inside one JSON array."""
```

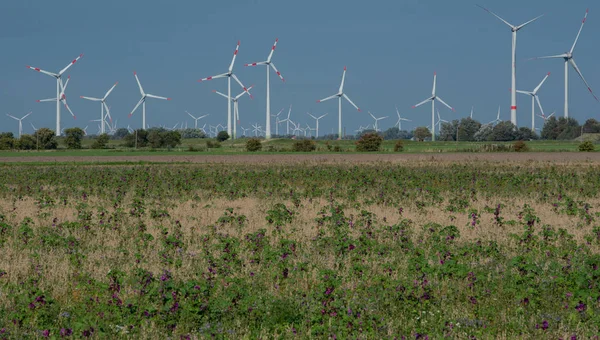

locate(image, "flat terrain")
[[1, 152, 600, 164]]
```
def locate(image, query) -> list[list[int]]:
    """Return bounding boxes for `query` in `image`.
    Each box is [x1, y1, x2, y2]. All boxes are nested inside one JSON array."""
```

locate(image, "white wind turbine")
[[37, 76, 77, 129], [279, 105, 293, 135], [470, 106, 474, 119], [213, 85, 254, 138], [186, 111, 209, 129], [488, 106, 503, 125], [80, 82, 118, 134], [272, 108, 284, 136], [245, 38, 285, 139], [517, 72, 550, 131], [199, 41, 251, 139], [129, 72, 171, 130], [394, 106, 412, 130], [307, 112, 328, 138], [411, 72, 455, 141], [252, 123, 262, 137], [6, 112, 32, 138], [240, 126, 250, 137], [30, 122, 38, 133], [532, 9, 598, 118], [26, 54, 83, 136], [317, 66, 361, 139], [368, 112, 388, 132], [435, 110, 449, 131], [478, 5, 543, 127], [538, 111, 555, 123]]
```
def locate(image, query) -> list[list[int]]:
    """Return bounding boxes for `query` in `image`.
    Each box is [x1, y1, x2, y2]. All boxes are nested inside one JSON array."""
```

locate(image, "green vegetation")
[[0, 162, 599, 338], [355, 133, 384, 151], [245, 138, 262, 152]]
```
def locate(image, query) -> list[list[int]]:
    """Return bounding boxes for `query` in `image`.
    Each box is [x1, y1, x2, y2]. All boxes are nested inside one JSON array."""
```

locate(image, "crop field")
[[1, 160, 600, 338]]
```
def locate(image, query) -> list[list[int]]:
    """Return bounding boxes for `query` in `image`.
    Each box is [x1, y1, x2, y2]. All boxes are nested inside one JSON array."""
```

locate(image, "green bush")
[[513, 140, 529, 152], [356, 133, 383, 152], [64, 128, 84, 149], [291, 139, 316, 152], [394, 140, 404, 152], [216, 131, 230, 142], [246, 138, 262, 152], [91, 133, 110, 149], [579, 141, 595, 152], [206, 140, 221, 149]]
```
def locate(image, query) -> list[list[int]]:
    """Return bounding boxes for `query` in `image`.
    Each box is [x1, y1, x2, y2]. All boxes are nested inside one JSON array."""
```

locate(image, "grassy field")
[[1, 160, 600, 338], [0, 138, 587, 157]]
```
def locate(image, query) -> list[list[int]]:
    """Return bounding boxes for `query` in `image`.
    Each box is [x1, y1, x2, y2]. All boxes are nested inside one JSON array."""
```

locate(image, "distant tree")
[[292, 139, 317, 152], [319, 133, 339, 140], [64, 128, 84, 149], [147, 130, 163, 148], [473, 124, 493, 142], [439, 120, 459, 141], [516, 127, 538, 141], [0, 132, 15, 150], [413, 127, 432, 142], [382, 127, 400, 140], [579, 141, 595, 152], [356, 133, 383, 151], [91, 133, 110, 149], [246, 138, 262, 152], [457, 117, 482, 142], [33, 128, 58, 150], [112, 128, 130, 140], [216, 131, 230, 142], [163, 131, 182, 148], [583, 118, 600, 134], [180, 128, 207, 139], [488, 121, 517, 141], [18, 135, 36, 150], [541, 116, 580, 140], [123, 129, 148, 148]]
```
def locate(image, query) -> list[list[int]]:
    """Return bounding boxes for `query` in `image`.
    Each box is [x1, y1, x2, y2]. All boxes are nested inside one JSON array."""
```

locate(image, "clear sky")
[[1, 0, 599, 136]]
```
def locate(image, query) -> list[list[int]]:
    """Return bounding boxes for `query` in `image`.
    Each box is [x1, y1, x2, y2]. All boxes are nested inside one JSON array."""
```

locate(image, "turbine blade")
[[571, 9, 589, 54], [435, 97, 454, 111], [267, 38, 278, 62], [317, 94, 337, 103], [6, 114, 18, 120], [412, 97, 433, 108], [432, 72, 437, 95], [26, 66, 57, 78], [343, 93, 360, 111], [129, 97, 145, 117], [103, 102, 112, 122], [339, 66, 347, 93], [245, 61, 267, 67], [133, 72, 145, 95], [146, 94, 171, 100], [535, 95, 545, 117], [212, 90, 230, 99], [199, 73, 228, 82], [186, 111, 197, 119], [103, 81, 118, 100], [80, 96, 102, 101], [516, 90, 532, 95], [531, 54, 568, 60], [58, 54, 84, 75], [63, 101, 76, 118], [516, 14, 544, 30], [569, 58, 599, 101], [37, 98, 57, 103], [228, 40, 240, 73], [477, 5, 515, 29], [533, 72, 551, 94], [270, 63, 285, 82]]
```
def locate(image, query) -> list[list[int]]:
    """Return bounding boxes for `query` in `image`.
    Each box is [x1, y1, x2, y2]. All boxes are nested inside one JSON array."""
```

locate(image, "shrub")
[[246, 138, 262, 152], [333, 145, 342, 152], [187, 145, 206, 152], [292, 139, 316, 152], [356, 133, 383, 152], [579, 141, 595, 152], [216, 131, 230, 142], [513, 140, 529, 152], [394, 140, 404, 152], [17, 135, 36, 150], [64, 128, 84, 149], [206, 140, 221, 149], [91, 133, 110, 149]]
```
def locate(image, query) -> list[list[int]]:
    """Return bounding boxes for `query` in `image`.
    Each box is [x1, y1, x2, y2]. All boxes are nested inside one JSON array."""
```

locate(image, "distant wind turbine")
[[307, 112, 328, 138], [411, 72, 455, 141], [129, 71, 171, 130], [186, 111, 209, 129], [317, 66, 361, 139], [80, 81, 118, 135], [6, 112, 32, 138], [395, 106, 412, 130], [517, 72, 550, 131]]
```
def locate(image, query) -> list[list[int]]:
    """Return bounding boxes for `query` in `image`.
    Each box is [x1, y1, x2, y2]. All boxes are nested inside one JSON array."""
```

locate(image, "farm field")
[[1, 160, 600, 338]]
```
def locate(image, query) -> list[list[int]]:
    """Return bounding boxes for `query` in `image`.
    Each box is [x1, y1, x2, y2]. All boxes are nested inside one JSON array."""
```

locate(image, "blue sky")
[[1, 0, 599, 136]]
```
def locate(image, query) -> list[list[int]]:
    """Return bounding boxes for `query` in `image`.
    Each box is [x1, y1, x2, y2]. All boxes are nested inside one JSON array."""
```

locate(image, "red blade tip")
[[36, 100, 41, 103], [316, 100, 321, 103], [133, 71, 137, 75], [411, 106, 416, 109], [344, 66, 347, 71], [167, 98, 172, 101]]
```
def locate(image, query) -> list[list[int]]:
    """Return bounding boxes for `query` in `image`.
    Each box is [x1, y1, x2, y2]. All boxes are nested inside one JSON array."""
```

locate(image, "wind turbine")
[[186, 111, 209, 129], [394, 106, 412, 130], [435, 109, 449, 132], [80, 82, 118, 134], [30, 122, 38, 133], [252, 123, 262, 137], [37, 76, 77, 128], [489, 106, 502, 125], [213, 85, 254, 138], [26, 54, 83, 136], [537, 111, 555, 123], [307, 112, 328, 138], [199, 41, 251, 139], [129, 72, 171, 130], [368, 112, 388, 132], [532, 9, 598, 118], [317, 66, 361, 139], [279, 105, 293, 135], [241, 126, 250, 137], [478, 5, 543, 126], [411, 72, 455, 141], [245, 38, 285, 139], [272, 108, 284, 136], [6, 112, 32, 138], [516, 72, 550, 131], [470, 106, 474, 119], [83, 126, 88, 136]]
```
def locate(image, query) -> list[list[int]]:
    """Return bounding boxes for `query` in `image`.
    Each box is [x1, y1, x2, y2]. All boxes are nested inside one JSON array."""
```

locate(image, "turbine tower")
[[411, 72, 455, 141], [129, 72, 171, 129], [317, 66, 361, 139], [26, 54, 83, 136], [80, 82, 118, 134], [37, 76, 76, 129], [395, 106, 412, 130], [245, 38, 286, 140], [199, 41, 251, 139], [6, 112, 32, 138], [533, 9, 598, 118], [478, 5, 543, 126], [213, 85, 254, 138], [516, 72, 550, 131], [307, 112, 328, 138], [186, 111, 209, 129]]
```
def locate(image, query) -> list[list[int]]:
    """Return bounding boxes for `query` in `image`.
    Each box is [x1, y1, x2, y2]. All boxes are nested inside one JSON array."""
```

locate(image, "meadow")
[[1, 160, 600, 338]]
